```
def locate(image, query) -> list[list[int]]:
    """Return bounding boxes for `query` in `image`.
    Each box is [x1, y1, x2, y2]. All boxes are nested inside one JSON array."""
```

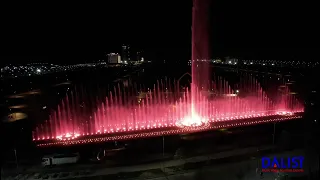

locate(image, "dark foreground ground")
[[3, 145, 319, 180], [2, 117, 319, 180]]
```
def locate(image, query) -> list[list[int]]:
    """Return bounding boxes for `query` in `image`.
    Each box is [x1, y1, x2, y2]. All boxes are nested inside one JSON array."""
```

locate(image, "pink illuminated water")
[[32, 0, 304, 142], [33, 75, 304, 141]]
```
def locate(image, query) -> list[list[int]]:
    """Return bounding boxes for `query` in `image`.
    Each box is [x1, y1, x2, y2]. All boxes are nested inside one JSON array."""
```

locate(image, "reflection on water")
[[3, 112, 28, 123], [7, 90, 41, 98], [8, 105, 28, 109], [52, 81, 72, 87]]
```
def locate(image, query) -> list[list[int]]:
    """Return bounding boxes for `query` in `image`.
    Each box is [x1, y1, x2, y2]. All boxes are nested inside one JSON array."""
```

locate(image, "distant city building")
[[213, 58, 222, 63], [121, 44, 131, 62], [107, 53, 121, 64], [225, 57, 238, 65], [136, 51, 143, 61]]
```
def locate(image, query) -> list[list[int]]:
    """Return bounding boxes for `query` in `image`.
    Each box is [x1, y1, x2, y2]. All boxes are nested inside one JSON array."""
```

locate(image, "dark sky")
[[1, 0, 319, 65], [212, 0, 319, 60]]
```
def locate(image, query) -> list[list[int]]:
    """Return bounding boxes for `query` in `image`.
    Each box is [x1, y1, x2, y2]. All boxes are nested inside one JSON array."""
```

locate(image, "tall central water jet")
[[191, 0, 210, 87], [180, 0, 211, 127]]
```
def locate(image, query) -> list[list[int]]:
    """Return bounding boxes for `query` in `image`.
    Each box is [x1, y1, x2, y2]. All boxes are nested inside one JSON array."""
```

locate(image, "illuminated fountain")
[[32, 0, 304, 146], [32, 74, 304, 144]]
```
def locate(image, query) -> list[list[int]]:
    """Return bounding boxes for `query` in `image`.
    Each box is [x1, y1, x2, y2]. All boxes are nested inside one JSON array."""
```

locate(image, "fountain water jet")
[[32, 76, 304, 142]]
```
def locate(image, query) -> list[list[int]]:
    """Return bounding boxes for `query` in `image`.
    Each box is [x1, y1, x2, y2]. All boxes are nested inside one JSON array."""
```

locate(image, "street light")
[[272, 122, 276, 145], [161, 135, 169, 180], [162, 135, 165, 159], [14, 148, 18, 170], [161, 135, 165, 173]]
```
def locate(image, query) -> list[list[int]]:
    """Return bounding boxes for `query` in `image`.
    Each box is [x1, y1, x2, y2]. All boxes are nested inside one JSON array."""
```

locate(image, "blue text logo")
[[261, 156, 304, 173]]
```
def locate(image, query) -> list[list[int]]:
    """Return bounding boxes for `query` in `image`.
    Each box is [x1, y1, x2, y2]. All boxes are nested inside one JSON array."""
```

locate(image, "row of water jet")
[[33, 86, 93, 141], [90, 76, 302, 134], [276, 85, 304, 112], [33, 75, 303, 141], [240, 73, 304, 113], [94, 81, 179, 134]]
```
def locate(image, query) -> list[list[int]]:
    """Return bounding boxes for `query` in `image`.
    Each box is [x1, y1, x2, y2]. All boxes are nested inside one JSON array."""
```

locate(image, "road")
[[6, 147, 317, 180]]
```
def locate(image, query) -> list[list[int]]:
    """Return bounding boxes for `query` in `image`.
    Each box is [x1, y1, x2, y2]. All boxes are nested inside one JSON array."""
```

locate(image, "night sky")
[[2, 0, 319, 65]]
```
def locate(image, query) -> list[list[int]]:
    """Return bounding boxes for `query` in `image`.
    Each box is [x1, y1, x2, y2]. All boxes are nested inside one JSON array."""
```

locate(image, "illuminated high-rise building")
[[107, 53, 121, 64], [121, 44, 131, 62]]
